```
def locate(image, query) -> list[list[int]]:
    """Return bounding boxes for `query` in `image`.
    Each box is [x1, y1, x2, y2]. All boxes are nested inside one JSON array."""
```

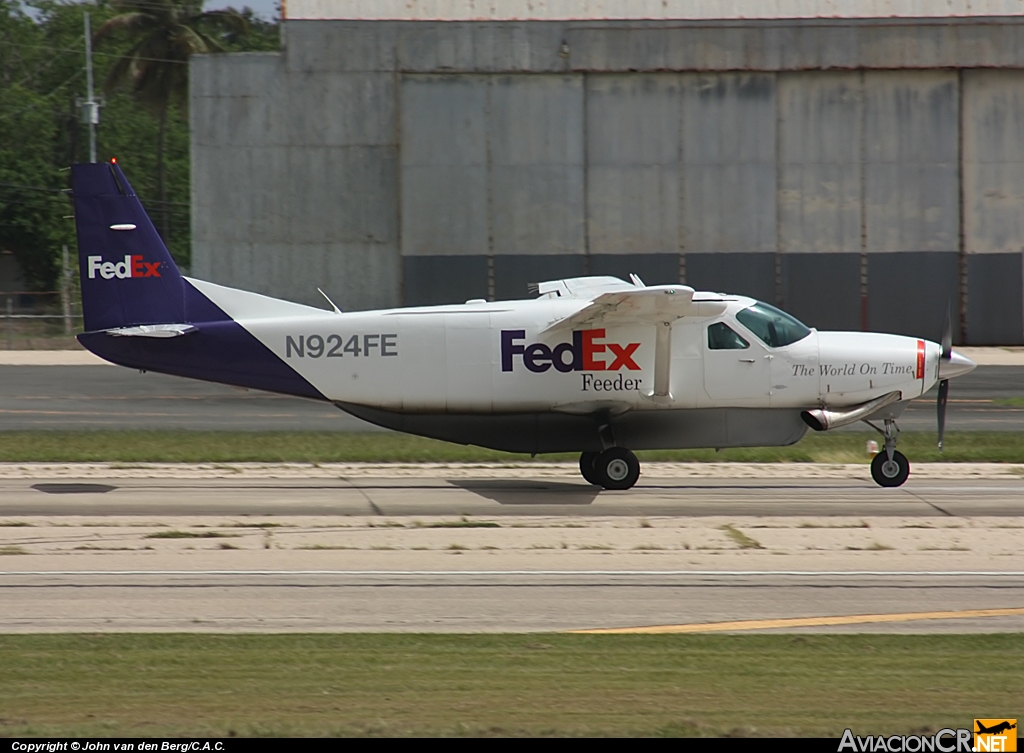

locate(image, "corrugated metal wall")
[[191, 18, 1024, 343]]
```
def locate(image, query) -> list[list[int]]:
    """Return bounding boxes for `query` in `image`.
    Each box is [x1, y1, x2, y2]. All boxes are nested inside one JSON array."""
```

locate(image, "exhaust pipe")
[[801, 390, 903, 432]]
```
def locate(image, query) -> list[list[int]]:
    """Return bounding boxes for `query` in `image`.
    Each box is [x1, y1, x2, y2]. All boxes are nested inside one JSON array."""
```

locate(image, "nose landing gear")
[[871, 449, 910, 487], [867, 418, 910, 487], [579, 447, 641, 490]]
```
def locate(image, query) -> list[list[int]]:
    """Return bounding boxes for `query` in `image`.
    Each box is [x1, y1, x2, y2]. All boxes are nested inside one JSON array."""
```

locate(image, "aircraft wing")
[[542, 285, 696, 333]]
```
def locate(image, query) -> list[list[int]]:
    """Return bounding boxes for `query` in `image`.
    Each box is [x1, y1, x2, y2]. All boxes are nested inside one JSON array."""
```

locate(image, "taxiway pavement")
[[1, 463, 1023, 517], [1, 465, 1022, 634]]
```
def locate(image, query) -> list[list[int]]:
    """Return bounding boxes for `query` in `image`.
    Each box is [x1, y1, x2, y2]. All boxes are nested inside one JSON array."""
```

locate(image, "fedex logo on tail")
[[87, 255, 161, 280], [501, 329, 640, 373]]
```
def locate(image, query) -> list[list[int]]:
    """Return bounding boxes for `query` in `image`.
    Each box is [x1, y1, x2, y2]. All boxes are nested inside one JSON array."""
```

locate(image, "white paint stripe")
[[1, 570, 1023, 577]]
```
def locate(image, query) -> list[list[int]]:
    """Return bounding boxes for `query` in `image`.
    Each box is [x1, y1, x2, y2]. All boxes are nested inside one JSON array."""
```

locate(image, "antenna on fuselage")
[[629, 274, 646, 287], [317, 288, 342, 314]]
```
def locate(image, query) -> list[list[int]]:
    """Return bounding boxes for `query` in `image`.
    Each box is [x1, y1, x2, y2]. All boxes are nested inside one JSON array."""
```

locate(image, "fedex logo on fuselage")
[[87, 255, 161, 280], [501, 329, 640, 373]]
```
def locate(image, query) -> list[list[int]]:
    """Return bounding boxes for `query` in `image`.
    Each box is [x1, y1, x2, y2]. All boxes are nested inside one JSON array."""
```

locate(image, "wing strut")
[[649, 320, 672, 400]]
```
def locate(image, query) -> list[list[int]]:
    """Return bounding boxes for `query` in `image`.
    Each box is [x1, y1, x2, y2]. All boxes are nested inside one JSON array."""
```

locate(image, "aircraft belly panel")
[[614, 408, 807, 450], [338, 403, 807, 454]]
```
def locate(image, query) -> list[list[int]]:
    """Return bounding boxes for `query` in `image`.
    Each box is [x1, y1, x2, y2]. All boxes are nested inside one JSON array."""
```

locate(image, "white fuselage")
[[190, 278, 940, 416]]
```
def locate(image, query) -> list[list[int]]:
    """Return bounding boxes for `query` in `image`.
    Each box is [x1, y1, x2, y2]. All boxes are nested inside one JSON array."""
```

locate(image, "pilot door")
[[702, 321, 770, 406]]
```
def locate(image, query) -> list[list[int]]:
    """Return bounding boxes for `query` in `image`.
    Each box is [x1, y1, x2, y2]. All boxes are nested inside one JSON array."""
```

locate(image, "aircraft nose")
[[938, 351, 977, 380]]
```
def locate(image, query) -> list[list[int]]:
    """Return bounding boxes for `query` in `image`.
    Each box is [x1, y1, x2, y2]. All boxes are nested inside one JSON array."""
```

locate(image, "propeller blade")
[[941, 304, 952, 360], [937, 378, 949, 451]]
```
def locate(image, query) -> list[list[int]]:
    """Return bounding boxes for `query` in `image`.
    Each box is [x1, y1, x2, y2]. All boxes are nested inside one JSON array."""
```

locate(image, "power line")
[[0, 184, 194, 211], [0, 69, 85, 121], [0, 183, 67, 193], [5, 32, 80, 88]]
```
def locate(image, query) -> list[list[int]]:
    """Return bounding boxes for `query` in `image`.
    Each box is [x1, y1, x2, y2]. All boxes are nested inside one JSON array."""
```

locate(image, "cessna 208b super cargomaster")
[[71, 161, 977, 490]]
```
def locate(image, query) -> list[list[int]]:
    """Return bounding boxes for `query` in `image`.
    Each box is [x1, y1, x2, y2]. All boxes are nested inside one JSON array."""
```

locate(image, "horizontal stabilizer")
[[105, 324, 198, 338], [543, 285, 696, 333]]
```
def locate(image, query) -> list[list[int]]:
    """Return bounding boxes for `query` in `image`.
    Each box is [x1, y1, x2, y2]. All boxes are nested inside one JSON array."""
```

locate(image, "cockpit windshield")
[[735, 301, 812, 348]]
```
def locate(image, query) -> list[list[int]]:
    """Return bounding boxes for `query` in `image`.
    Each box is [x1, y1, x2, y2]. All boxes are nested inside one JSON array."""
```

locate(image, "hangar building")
[[190, 0, 1024, 344]]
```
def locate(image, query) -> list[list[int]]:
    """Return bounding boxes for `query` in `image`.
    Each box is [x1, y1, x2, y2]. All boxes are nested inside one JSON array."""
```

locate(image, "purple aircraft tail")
[[69, 161, 324, 400], [71, 161, 187, 331]]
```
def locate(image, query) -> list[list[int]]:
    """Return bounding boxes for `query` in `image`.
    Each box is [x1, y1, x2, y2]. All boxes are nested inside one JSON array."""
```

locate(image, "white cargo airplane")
[[71, 161, 977, 489]]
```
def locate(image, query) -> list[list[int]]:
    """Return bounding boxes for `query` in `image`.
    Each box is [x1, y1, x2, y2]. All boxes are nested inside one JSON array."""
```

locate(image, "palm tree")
[[93, 0, 247, 241]]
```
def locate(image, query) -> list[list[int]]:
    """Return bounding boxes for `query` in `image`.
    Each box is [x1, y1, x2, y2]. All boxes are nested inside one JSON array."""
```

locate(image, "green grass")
[[143, 530, 238, 540], [0, 633, 1018, 737], [721, 525, 764, 550], [423, 518, 502, 528], [0, 430, 1023, 463]]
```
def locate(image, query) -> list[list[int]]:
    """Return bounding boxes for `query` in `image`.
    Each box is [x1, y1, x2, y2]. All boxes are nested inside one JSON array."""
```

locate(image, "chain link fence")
[[1, 249, 82, 349], [0, 290, 82, 349]]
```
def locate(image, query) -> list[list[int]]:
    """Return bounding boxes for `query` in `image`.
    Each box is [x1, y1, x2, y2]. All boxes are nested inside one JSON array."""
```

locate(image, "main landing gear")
[[579, 448, 641, 490], [867, 418, 910, 487]]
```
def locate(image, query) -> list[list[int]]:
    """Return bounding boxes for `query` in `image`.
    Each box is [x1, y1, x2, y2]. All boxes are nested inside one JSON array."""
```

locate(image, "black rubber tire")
[[579, 452, 601, 485], [871, 450, 910, 487], [594, 447, 641, 491]]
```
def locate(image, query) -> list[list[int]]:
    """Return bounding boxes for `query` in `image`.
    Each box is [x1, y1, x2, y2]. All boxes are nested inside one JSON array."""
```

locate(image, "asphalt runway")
[[4, 475, 1024, 517], [1, 364, 1022, 431]]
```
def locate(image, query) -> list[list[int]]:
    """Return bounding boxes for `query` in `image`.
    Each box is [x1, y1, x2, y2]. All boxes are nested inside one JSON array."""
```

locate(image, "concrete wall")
[[963, 70, 1024, 344], [191, 18, 1024, 343], [285, 0, 1024, 22]]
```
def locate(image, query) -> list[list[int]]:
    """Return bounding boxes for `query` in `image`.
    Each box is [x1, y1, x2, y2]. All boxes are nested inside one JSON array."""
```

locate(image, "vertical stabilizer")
[[71, 161, 185, 331]]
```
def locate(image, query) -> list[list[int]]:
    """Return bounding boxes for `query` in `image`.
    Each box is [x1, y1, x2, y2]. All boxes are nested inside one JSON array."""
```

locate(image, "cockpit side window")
[[707, 322, 750, 350], [735, 301, 811, 348]]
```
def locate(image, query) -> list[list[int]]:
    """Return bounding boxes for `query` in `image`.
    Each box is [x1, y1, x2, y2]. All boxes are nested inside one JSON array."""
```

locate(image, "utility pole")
[[80, 11, 100, 162], [61, 245, 73, 337]]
